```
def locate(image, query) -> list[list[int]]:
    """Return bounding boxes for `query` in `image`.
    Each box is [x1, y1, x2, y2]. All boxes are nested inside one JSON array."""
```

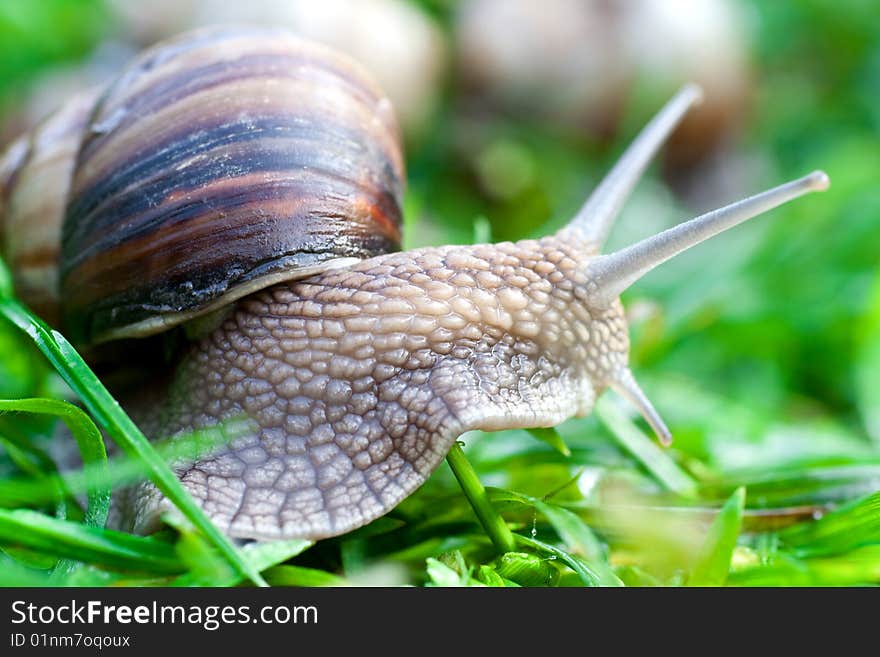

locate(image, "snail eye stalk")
[[586, 170, 830, 307], [564, 84, 704, 247]]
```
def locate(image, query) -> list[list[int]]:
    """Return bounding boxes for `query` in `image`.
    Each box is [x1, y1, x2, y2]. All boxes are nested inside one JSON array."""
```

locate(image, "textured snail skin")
[[60, 27, 405, 347], [124, 235, 628, 540]]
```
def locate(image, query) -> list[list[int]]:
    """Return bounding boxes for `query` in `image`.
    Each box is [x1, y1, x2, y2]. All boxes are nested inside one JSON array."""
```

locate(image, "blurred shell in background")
[[108, 0, 448, 136], [455, 0, 752, 176], [455, 0, 630, 138], [623, 0, 752, 170], [4, 0, 754, 223], [106, 0, 200, 45]]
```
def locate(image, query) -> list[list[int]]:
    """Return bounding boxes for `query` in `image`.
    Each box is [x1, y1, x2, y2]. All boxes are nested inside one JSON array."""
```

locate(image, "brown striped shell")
[[55, 27, 404, 347], [0, 90, 100, 327]]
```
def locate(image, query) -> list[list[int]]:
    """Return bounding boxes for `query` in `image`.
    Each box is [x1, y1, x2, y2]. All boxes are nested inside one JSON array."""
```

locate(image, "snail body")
[[133, 236, 630, 537], [0, 28, 829, 540]]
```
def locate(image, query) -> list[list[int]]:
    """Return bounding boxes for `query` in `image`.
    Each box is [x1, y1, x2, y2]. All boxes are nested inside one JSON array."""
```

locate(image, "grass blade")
[[729, 546, 880, 587], [0, 398, 110, 577], [779, 490, 880, 557], [687, 487, 746, 586], [490, 487, 622, 586], [0, 555, 53, 586], [0, 398, 109, 528], [446, 443, 516, 554], [492, 488, 603, 558], [243, 539, 313, 573], [855, 271, 880, 443], [0, 295, 265, 586], [0, 508, 183, 573], [596, 396, 697, 497], [526, 427, 571, 456], [173, 538, 315, 587], [515, 534, 616, 587], [264, 564, 345, 587], [0, 420, 246, 514], [0, 436, 70, 521]]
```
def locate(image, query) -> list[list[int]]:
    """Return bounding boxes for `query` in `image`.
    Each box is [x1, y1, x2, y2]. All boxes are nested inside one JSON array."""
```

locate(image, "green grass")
[[0, 0, 879, 587], [0, 287, 265, 586], [0, 315, 878, 591]]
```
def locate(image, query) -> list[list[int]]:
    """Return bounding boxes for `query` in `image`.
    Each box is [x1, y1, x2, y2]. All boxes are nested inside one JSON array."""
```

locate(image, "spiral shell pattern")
[[1, 90, 99, 326], [61, 27, 405, 346]]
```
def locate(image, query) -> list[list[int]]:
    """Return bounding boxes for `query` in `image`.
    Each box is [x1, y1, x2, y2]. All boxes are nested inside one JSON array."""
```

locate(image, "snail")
[[0, 27, 829, 541]]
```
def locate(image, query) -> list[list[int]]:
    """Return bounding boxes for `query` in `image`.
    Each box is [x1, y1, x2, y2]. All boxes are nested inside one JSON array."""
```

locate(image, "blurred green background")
[[0, 0, 879, 585]]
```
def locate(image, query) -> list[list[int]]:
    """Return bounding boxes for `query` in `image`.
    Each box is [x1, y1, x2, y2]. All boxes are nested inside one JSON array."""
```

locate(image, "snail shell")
[[0, 91, 99, 326], [6, 27, 406, 348]]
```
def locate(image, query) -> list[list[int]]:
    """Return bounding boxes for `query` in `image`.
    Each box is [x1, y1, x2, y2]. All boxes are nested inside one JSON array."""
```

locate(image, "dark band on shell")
[[60, 27, 405, 346]]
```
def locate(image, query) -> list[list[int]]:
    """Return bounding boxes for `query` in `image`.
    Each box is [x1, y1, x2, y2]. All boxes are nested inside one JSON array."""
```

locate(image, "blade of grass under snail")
[[0, 419, 247, 514], [0, 398, 111, 578], [164, 512, 313, 586], [0, 508, 184, 574], [445, 442, 516, 554], [526, 427, 571, 456], [0, 294, 266, 586], [595, 396, 698, 497], [687, 487, 746, 586], [0, 398, 109, 529], [491, 488, 606, 561], [0, 435, 70, 521], [263, 564, 346, 587]]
